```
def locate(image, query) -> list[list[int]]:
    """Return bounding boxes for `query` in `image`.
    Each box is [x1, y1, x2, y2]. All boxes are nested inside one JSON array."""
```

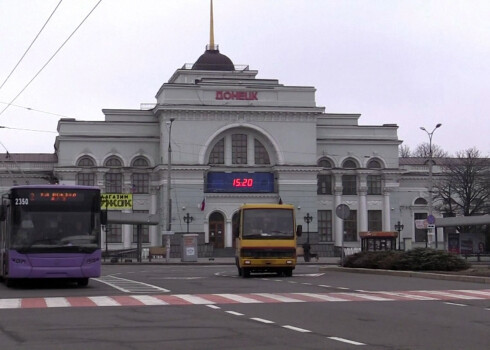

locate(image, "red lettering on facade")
[[215, 91, 258, 100]]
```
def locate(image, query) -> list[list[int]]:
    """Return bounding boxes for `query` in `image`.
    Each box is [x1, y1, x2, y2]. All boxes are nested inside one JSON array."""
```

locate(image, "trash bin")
[[181, 234, 198, 262]]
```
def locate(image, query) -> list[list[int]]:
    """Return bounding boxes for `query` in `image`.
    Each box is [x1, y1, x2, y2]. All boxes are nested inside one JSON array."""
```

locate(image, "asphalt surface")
[[103, 256, 490, 284]]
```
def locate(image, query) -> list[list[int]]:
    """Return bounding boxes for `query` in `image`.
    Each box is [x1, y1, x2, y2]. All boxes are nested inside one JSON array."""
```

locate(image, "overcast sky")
[[0, 0, 489, 156]]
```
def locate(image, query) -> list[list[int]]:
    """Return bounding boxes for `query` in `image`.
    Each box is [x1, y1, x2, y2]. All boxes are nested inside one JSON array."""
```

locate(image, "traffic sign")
[[336, 204, 350, 219], [427, 215, 436, 225]]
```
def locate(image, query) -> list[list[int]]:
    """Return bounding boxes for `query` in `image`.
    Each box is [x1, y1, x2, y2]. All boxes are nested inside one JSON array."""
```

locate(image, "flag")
[[200, 197, 206, 211], [278, 196, 283, 204]]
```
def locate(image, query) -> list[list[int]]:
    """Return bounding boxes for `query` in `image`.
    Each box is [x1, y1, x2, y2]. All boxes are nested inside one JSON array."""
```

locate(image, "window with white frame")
[[367, 175, 382, 195], [207, 130, 274, 166], [318, 210, 333, 242]]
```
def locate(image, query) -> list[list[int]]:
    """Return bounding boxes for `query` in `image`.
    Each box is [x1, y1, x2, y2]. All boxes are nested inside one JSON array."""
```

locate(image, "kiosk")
[[360, 231, 399, 252]]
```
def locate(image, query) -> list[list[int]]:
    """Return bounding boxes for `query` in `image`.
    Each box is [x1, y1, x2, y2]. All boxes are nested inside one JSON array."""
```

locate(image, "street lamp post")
[[420, 123, 442, 248], [303, 213, 313, 243], [183, 213, 194, 233], [394, 221, 404, 250], [303, 213, 313, 262], [164, 118, 175, 262]]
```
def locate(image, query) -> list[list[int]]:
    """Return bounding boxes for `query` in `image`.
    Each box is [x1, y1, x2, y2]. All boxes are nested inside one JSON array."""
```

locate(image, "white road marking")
[[226, 310, 244, 316], [0, 298, 21, 309], [444, 302, 467, 307], [45, 297, 70, 308], [282, 325, 311, 333], [174, 294, 215, 304], [89, 296, 121, 307], [294, 292, 349, 302], [94, 275, 170, 293], [328, 336, 365, 345], [253, 293, 305, 303], [251, 317, 274, 324], [217, 294, 263, 303], [131, 295, 168, 305]]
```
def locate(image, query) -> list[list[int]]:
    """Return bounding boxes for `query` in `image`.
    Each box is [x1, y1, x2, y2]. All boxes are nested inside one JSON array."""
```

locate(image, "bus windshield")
[[242, 208, 294, 239], [10, 188, 100, 253]]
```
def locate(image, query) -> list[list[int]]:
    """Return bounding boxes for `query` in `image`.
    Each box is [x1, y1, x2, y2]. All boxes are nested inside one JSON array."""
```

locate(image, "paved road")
[[0, 264, 488, 349]]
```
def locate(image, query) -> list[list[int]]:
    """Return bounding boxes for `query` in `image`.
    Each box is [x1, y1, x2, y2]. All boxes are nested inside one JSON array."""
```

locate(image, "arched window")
[[76, 156, 96, 186], [77, 156, 95, 167], [367, 159, 382, 169], [105, 156, 123, 167], [209, 139, 225, 164], [132, 157, 149, 167], [232, 134, 247, 164], [207, 130, 274, 166], [254, 139, 270, 165], [343, 159, 357, 169], [104, 156, 122, 193], [414, 198, 428, 205], [318, 158, 333, 168], [131, 157, 150, 194]]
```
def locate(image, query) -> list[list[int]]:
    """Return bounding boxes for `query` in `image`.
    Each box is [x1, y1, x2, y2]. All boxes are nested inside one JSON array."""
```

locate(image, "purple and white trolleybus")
[[0, 185, 105, 287]]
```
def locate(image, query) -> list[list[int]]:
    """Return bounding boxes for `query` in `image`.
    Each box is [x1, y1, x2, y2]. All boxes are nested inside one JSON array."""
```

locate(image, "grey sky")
[[0, 0, 488, 155]]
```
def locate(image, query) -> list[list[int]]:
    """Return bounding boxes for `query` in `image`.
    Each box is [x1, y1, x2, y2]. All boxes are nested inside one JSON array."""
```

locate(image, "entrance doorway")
[[209, 212, 225, 249]]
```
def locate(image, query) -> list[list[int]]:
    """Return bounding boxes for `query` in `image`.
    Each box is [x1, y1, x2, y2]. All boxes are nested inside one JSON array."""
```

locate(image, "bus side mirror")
[[296, 225, 302, 237], [101, 211, 107, 225]]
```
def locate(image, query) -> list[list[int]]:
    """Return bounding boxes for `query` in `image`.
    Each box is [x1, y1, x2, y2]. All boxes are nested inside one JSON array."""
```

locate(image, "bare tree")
[[413, 142, 449, 158], [434, 148, 490, 233], [399, 144, 412, 158]]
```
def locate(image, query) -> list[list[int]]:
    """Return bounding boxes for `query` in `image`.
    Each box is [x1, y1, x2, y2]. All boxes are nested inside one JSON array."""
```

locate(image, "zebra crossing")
[[0, 289, 488, 310]]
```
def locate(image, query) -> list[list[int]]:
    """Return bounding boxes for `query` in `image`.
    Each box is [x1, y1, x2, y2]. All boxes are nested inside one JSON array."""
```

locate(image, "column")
[[333, 173, 343, 247], [383, 189, 391, 231], [358, 174, 368, 232], [225, 219, 233, 248]]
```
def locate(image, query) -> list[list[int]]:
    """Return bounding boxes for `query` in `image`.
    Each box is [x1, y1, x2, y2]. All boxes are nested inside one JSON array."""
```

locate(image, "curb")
[[319, 266, 490, 284]]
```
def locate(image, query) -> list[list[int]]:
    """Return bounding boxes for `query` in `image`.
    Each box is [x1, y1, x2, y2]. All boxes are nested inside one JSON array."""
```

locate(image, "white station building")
[[2, 17, 471, 257]]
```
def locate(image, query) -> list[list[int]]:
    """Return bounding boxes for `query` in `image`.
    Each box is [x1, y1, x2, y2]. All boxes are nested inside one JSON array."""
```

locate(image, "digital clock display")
[[206, 172, 275, 193]]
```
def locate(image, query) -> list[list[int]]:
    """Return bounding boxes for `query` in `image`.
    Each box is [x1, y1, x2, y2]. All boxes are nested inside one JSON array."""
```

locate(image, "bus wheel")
[[5, 278, 15, 288], [77, 278, 89, 287], [284, 268, 293, 277], [242, 268, 251, 278], [237, 267, 243, 276]]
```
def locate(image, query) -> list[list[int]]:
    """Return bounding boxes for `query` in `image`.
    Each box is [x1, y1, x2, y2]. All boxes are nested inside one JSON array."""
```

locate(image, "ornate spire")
[[208, 0, 217, 50]]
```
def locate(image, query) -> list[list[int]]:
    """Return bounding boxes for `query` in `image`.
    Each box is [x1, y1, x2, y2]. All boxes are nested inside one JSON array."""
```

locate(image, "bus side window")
[[0, 205, 5, 221]]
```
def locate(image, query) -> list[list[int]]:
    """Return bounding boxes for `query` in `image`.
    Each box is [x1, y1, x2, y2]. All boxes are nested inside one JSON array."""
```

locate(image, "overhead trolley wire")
[[0, 0, 103, 118], [0, 0, 63, 92]]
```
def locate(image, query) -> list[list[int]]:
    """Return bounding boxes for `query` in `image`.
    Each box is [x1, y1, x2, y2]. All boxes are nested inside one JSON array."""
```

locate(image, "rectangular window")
[[342, 175, 357, 195], [232, 134, 247, 164], [368, 210, 382, 231], [344, 210, 358, 242], [367, 175, 382, 195], [77, 173, 95, 186], [209, 139, 224, 164], [317, 175, 332, 195], [106, 223, 122, 243], [105, 173, 122, 193], [254, 139, 270, 165], [132, 210, 150, 243], [132, 173, 149, 194], [318, 210, 333, 242], [414, 212, 428, 243]]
